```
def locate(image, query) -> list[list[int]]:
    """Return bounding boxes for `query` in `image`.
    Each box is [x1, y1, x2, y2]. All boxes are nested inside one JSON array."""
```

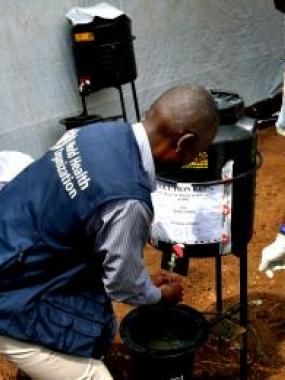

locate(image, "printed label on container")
[[151, 181, 224, 245]]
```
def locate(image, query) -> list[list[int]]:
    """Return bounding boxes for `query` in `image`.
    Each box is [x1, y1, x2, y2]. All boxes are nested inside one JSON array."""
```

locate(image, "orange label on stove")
[[74, 32, 95, 42]]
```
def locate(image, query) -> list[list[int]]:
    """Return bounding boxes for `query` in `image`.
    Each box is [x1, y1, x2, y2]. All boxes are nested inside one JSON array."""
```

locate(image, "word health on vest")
[[51, 130, 91, 199]]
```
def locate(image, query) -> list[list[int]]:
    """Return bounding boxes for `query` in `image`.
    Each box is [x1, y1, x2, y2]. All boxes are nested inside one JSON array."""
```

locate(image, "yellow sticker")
[[74, 32, 95, 42], [183, 152, 208, 169]]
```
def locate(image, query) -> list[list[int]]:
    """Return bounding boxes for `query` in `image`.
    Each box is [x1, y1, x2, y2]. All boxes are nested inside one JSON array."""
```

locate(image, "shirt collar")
[[131, 122, 156, 192]]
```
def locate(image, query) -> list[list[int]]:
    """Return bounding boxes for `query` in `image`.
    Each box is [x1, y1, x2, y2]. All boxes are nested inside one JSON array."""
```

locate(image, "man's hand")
[[160, 281, 184, 305], [151, 270, 184, 304], [151, 270, 182, 287], [151, 271, 171, 287], [259, 233, 285, 278]]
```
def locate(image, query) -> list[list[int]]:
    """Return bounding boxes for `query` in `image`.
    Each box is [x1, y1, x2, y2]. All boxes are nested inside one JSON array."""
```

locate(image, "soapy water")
[[144, 332, 189, 351]]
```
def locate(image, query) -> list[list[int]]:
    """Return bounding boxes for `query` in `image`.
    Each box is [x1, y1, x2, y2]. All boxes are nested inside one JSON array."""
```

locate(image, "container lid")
[[213, 124, 253, 145], [210, 90, 244, 125]]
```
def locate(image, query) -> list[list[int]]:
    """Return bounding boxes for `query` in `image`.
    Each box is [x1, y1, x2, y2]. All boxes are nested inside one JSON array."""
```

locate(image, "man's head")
[[143, 84, 219, 170]]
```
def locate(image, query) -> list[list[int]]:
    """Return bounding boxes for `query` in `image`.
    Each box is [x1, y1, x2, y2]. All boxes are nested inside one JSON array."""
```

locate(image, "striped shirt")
[[87, 123, 161, 305]]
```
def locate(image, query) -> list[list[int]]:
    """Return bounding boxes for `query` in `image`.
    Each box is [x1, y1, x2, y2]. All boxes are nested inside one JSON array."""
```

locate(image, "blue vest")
[[0, 122, 152, 357]]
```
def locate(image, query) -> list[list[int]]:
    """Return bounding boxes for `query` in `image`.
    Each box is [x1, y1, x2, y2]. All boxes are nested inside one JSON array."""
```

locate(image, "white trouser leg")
[[276, 104, 285, 136], [0, 335, 113, 380]]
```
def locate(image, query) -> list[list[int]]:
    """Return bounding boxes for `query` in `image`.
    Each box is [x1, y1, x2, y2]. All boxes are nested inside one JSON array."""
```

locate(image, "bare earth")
[[1, 125, 285, 379]]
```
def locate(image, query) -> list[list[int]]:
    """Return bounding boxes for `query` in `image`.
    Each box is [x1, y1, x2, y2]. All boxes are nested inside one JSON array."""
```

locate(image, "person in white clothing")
[[0, 151, 34, 190], [259, 222, 285, 278]]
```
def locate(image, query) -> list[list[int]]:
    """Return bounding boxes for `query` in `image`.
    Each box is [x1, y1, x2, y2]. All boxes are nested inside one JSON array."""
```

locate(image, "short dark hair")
[[146, 84, 219, 136]]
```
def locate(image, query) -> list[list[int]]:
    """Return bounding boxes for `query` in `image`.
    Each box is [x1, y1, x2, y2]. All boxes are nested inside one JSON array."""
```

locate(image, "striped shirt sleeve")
[[89, 199, 161, 305]]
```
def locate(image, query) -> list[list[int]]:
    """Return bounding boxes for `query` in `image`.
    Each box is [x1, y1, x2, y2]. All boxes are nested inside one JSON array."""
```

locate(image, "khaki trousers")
[[0, 335, 113, 380]]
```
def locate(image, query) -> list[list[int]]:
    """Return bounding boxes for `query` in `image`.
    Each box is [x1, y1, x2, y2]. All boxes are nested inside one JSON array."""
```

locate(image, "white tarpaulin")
[[0, 0, 283, 158]]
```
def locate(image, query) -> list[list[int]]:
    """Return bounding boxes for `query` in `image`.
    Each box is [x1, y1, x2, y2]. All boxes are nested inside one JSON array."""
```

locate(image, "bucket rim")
[[119, 304, 209, 358]]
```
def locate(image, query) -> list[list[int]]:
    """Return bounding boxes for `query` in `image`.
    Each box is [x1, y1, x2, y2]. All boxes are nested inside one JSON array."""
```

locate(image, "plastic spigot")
[[79, 78, 92, 94], [168, 243, 185, 272], [172, 243, 185, 258]]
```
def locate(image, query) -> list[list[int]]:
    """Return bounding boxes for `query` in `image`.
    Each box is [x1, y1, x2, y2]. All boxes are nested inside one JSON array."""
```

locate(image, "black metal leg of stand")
[[131, 81, 140, 122], [81, 93, 88, 116], [240, 246, 248, 380], [215, 254, 223, 314], [118, 85, 128, 122]]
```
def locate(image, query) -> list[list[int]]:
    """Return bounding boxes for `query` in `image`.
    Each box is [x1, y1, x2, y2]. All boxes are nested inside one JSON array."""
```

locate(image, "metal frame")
[[77, 36, 141, 123], [161, 247, 249, 379], [78, 79, 141, 124], [117, 80, 140, 122], [214, 247, 249, 380]]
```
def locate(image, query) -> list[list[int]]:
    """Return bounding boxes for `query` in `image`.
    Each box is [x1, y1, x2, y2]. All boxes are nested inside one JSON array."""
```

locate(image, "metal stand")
[[157, 154, 262, 379], [131, 80, 141, 122], [116, 73, 141, 123], [77, 79, 141, 124], [160, 247, 249, 379], [214, 247, 249, 380], [80, 93, 88, 116], [215, 254, 223, 315], [161, 246, 250, 379], [117, 84, 128, 122], [239, 246, 249, 380]]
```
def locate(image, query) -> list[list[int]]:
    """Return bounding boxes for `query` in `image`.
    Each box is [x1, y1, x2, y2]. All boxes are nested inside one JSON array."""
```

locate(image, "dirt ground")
[[1, 125, 285, 379]]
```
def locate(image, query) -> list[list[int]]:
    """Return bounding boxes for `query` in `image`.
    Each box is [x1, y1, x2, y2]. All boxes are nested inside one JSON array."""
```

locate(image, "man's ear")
[[175, 133, 197, 153]]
